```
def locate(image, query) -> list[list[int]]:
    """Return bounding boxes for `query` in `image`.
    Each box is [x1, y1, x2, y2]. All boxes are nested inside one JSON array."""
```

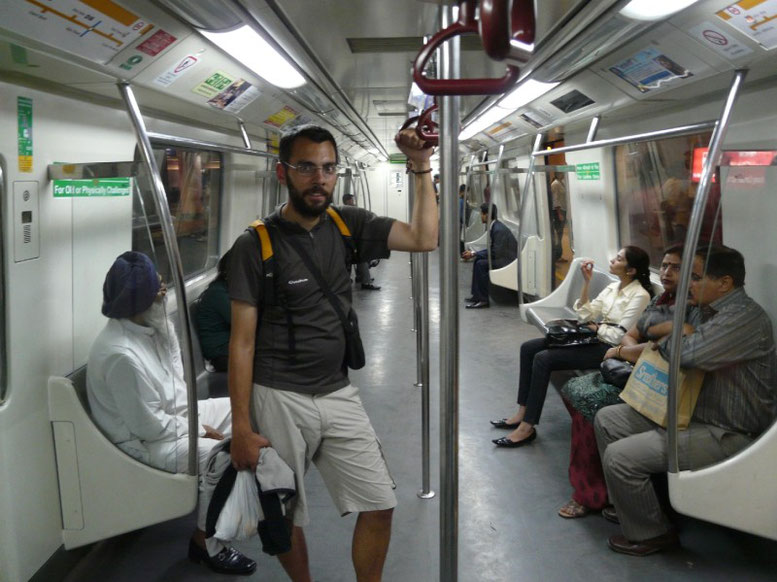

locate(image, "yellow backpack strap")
[[250, 219, 273, 261], [326, 207, 352, 237]]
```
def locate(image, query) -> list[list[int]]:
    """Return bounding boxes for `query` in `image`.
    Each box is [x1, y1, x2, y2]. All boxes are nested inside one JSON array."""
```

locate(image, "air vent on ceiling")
[[373, 100, 414, 117], [347, 36, 483, 53], [550, 89, 594, 114]]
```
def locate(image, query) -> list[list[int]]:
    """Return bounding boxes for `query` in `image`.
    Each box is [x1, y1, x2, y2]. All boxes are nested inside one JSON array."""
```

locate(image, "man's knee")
[[360, 508, 394, 528]]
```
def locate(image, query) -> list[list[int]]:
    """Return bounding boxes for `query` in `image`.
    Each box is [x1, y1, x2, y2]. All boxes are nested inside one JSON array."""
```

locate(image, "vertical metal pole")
[[486, 145, 505, 272], [238, 119, 252, 149], [418, 249, 433, 499], [586, 115, 601, 143], [667, 69, 746, 473], [411, 175, 422, 380], [516, 134, 544, 306], [439, 5, 460, 581], [118, 82, 198, 475]]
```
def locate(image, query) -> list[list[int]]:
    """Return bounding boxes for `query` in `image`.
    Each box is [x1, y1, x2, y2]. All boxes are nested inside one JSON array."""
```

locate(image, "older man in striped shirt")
[[594, 245, 777, 556]]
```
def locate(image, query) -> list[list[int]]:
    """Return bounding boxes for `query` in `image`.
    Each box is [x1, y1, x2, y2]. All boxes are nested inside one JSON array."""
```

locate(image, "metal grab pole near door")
[[118, 82, 198, 475], [416, 246, 433, 499], [667, 69, 747, 471], [439, 5, 460, 581]]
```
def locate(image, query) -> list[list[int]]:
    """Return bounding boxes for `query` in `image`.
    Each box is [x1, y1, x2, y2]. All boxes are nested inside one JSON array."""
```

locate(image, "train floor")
[[65, 250, 777, 582]]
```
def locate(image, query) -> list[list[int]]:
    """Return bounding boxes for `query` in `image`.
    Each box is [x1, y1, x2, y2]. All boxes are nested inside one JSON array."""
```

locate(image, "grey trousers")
[[594, 403, 750, 541]]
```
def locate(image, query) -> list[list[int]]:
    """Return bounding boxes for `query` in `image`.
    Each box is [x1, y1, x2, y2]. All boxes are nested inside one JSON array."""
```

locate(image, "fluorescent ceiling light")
[[200, 25, 305, 89], [459, 106, 511, 141], [619, 0, 702, 21], [459, 80, 558, 141], [499, 79, 558, 110]]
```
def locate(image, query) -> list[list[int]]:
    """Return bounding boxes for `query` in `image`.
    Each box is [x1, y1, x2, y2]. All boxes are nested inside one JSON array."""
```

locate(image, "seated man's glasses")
[[284, 162, 340, 177]]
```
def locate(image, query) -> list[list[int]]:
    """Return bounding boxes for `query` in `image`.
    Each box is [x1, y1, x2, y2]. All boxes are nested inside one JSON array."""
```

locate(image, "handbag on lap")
[[545, 319, 599, 348], [600, 358, 634, 388]]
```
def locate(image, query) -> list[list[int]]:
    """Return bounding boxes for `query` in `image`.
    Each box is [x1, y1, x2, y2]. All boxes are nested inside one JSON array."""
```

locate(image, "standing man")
[[461, 203, 518, 309], [227, 124, 437, 581]]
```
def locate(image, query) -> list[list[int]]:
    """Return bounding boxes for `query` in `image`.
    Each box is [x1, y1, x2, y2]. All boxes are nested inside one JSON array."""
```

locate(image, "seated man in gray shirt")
[[594, 245, 777, 556]]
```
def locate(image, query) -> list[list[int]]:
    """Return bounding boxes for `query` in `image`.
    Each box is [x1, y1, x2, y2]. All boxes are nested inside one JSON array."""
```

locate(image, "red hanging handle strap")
[[412, 0, 520, 96], [479, 0, 535, 62], [399, 103, 439, 148]]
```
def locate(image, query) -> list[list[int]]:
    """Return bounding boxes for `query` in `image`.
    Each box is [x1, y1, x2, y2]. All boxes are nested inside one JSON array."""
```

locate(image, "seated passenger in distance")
[[558, 246, 683, 519], [461, 203, 518, 309], [595, 245, 777, 556], [196, 250, 232, 372], [86, 251, 256, 575], [491, 246, 654, 447]]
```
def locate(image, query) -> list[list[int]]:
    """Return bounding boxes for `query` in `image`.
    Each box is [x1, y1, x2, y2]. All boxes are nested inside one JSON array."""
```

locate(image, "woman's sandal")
[[558, 499, 591, 519]]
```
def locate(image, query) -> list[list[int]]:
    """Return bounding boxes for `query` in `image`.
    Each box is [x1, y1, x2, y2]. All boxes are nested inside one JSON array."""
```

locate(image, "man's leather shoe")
[[490, 418, 520, 429], [361, 283, 381, 291], [602, 506, 620, 524], [466, 301, 490, 309], [607, 531, 679, 556], [188, 539, 257, 575], [464, 296, 476, 303], [492, 430, 536, 447]]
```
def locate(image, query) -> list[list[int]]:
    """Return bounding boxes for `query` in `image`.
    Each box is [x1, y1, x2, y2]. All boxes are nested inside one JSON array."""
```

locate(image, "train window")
[[613, 132, 721, 266], [133, 147, 222, 280]]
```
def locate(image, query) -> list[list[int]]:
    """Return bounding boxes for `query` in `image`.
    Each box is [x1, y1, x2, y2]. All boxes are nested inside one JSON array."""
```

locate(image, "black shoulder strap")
[[284, 235, 354, 334]]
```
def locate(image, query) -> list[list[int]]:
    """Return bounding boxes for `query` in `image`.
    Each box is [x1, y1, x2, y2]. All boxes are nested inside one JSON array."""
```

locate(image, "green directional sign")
[[53, 178, 132, 197], [575, 162, 600, 180]]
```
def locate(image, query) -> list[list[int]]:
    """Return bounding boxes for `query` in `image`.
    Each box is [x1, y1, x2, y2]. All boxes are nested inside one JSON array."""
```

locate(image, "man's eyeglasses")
[[283, 162, 340, 177]]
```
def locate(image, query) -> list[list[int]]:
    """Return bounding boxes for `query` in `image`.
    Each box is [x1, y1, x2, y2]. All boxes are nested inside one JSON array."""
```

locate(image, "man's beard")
[[287, 177, 333, 218], [143, 299, 171, 335]]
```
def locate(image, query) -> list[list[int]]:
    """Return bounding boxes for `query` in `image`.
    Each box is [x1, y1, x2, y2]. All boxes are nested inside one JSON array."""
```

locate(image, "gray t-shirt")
[[229, 205, 394, 394]]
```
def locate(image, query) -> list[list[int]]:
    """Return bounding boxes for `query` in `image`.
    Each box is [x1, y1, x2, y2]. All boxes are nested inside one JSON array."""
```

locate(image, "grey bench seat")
[[520, 257, 618, 332]]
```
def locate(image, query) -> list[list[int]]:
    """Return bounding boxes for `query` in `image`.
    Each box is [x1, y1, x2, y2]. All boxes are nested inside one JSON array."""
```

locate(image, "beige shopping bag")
[[620, 347, 704, 429]]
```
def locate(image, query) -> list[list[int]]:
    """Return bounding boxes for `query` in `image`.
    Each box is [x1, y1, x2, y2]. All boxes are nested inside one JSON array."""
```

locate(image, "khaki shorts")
[[251, 383, 397, 527]]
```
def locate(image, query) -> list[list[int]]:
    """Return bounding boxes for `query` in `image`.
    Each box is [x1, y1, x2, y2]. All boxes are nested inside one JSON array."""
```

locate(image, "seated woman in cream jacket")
[[491, 246, 654, 447]]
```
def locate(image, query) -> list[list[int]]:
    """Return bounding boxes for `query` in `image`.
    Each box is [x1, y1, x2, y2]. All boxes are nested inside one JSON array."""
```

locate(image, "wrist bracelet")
[[410, 168, 432, 175], [616, 345, 622, 358]]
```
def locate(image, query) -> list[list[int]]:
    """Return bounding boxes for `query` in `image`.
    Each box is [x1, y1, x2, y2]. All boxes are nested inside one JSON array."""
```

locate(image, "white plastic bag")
[[213, 470, 260, 541]]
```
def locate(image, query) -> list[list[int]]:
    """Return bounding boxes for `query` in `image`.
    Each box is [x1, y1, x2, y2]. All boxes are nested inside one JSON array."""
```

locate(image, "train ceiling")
[[1, 0, 776, 164]]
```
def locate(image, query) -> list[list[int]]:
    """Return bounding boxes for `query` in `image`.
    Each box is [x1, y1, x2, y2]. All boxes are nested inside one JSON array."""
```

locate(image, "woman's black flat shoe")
[[490, 418, 520, 429], [188, 539, 257, 575], [492, 430, 537, 448]]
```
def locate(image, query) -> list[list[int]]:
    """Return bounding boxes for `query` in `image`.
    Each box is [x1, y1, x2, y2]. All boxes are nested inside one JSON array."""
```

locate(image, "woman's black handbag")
[[545, 319, 599, 348], [599, 358, 633, 388]]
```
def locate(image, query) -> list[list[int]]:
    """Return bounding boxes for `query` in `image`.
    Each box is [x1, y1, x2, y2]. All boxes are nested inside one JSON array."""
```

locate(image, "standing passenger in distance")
[[491, 247, 653, 447], [87, 251, 256, 575], [595, 245, 777, 556], [227, 124, 437, 582], [550, 173, 568, 262], [459, 184, 471, 254], [342, 193, 380, 291], [461, 203, 518, 309]]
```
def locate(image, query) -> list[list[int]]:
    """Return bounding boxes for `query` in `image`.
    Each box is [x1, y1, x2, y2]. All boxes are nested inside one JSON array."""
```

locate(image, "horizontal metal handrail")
[[533, 121, 717, 156], [147, 132, 275, 158]]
